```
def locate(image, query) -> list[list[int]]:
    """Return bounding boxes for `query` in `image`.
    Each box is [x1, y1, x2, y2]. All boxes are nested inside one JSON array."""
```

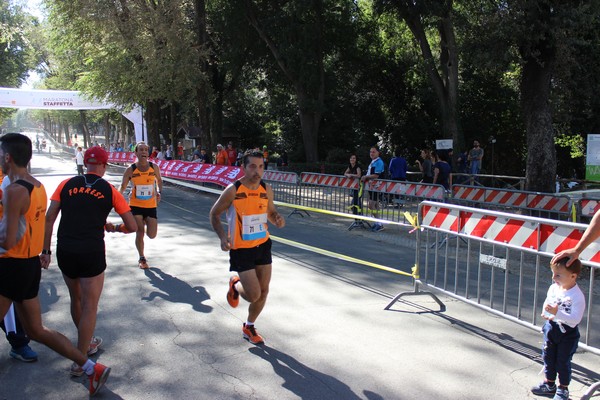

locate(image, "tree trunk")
[[147, 100, 160, 147], [104, 115, 111, 149], [401, 4, 463, 150], [193, 0, 213, 150], [243, 0, 322, 162], [63, 120, 70, 145], [170, 104, 177, 148], [79, 111, 90, 148], [521, 48, 556, 193], [297, 89, 320, 163]]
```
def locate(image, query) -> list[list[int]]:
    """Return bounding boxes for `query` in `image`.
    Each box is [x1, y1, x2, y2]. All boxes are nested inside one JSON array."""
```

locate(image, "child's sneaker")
[[531, 381, 557, 396], [88, 362, 111, 396], [553, 387, 569, 400], [87, 336, 103, 356]]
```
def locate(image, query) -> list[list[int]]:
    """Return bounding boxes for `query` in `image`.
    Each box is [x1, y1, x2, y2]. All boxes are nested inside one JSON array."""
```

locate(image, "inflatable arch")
[[0, 87, 146, 142]]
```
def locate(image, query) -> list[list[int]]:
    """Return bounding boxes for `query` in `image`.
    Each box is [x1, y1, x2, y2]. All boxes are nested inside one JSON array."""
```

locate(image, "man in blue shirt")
[[361, 146, 385, 232], [389, 148, 407, 181]]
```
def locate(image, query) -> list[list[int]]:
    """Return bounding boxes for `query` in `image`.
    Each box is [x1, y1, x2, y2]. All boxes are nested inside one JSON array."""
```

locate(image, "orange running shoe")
[[138, 256, 149, 269], [227, 276, 240, 308], [89, 362, 111, 396], [242, 323, 264, 345]]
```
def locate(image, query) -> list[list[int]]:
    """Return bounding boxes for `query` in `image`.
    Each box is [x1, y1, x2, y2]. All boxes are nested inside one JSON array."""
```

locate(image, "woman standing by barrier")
[[416, 149, 434, 183], [344, 155, 362, 215]]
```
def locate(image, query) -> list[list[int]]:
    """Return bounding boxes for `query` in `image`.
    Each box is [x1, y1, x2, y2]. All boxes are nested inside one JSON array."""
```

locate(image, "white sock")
[[246, 321, 254, 327], [83, 360, 95, 375]]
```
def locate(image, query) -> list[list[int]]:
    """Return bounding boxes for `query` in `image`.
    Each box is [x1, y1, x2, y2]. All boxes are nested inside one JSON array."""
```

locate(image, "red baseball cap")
[[84, 146, 108, 165]]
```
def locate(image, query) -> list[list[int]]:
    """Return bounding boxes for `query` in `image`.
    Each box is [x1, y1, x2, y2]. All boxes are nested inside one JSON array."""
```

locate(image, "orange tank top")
[[226, 180, 269, 249], [128, 163, 158, 208], [2, 180, 47, 258]]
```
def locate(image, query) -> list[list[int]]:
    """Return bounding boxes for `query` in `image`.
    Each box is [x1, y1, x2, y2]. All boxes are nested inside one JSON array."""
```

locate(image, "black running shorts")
[[229, 238, 272, 272], [130, 206, 157, 220], [0, 257, 42, 302], [57, 249, 106, 279]]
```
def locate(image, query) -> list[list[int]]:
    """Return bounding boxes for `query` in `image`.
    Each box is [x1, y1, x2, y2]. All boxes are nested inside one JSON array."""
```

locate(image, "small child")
[[531, 257, 586, 400]]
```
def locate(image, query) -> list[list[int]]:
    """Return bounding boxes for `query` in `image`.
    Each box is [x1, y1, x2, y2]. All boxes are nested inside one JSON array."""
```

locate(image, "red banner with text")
[[108, 152, 244, 187]]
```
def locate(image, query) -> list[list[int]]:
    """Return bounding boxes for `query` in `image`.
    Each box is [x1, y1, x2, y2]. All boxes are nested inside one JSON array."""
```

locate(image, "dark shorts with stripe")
[[0, 257, 42, 302], [229, 238, 272, 272], [130, 206, 157, 220], [57, 249, 106, 279]]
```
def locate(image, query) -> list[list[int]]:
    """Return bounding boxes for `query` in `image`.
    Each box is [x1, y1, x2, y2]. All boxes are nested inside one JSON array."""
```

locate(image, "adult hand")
[[274, 213, 286, 228], [220, 238, 231, 252], [40, 253, 51, 269], [551, 249, 579, 266]]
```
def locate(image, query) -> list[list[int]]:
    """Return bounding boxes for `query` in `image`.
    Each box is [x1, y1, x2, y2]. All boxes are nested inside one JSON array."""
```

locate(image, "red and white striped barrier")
[[263, 171, 298, 184], [420, 201, 600, 263], [301, 173, 359, 189], [452, 185, 571, 214], [580, 198, 600, 218], [300, 173, 446, 199]]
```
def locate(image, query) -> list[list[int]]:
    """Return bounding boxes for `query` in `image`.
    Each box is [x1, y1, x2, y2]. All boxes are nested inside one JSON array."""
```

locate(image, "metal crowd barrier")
[[386, 201, 599, 355], [578, 197, 600, 223], [451, 184, 573, 220], [298, 172, 447, 223], [263, 170, 300, 207]]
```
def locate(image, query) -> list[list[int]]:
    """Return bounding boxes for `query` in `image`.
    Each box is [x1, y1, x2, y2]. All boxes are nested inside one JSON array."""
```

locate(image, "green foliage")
[[555, 134, 585, 159], [5, 0, 599, 181], [0, 1, 41, 124]]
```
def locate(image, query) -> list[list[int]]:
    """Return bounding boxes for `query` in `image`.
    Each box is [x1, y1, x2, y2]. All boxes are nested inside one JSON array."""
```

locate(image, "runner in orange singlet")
[[0, 133, 110, 396], [119, 142, 163, 269], [210, 151, 285, 345]]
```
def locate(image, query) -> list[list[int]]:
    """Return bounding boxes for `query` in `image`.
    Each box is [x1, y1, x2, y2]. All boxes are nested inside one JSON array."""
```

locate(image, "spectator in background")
[[150, 146, 158, 159], [165, 145, 173, 160], [177, 142, 184, 160], [200, 148, 212, 164], [74, 147, 85, 176], [361, 146, 385, 232], [192, 145, 202, 160], [416, 149, 434, 183], [215, 144, 229, 165], [344, 154, 362, 215], [433, 151, 452, 190], [389, 148, 407, 181], [156, 146, 166, 160], [226, 142, 237, 166], [262, 145, 269, 171], [468, 140, 484, 174]]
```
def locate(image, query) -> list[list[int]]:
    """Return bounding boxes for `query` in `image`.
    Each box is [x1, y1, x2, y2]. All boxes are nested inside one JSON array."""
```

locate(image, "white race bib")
[[241, 213, 268, 241], [136, 184, 154, 200]]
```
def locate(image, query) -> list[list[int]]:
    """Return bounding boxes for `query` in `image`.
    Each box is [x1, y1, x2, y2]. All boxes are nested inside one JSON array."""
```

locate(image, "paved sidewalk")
[[0, 151, 598, 399]]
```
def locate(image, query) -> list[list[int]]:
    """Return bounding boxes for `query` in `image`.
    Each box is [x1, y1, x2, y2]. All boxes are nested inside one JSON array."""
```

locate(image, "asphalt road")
[[0, 149, 598, 400]]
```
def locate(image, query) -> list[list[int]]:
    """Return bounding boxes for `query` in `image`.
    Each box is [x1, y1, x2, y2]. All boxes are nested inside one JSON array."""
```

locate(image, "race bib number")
[[136, 184, 154, 200], [241, 213, 268, 241]]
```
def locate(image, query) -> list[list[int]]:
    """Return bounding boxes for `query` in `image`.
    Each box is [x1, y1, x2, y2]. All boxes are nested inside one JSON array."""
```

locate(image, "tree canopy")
[[2, 0, 600, 191]]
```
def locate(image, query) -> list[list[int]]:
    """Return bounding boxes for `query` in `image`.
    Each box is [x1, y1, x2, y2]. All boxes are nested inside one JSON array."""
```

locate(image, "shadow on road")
[[142, 267, 212, 313]]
